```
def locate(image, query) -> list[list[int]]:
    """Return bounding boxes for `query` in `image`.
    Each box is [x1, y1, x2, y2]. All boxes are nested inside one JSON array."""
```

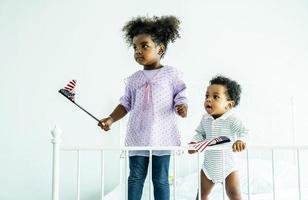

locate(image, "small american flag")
[[191, 136, 230, 153], [59, 80, 77, 102]]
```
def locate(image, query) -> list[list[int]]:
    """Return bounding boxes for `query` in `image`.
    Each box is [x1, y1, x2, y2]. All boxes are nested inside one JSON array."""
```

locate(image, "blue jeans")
[[128, 155, 170, 200]]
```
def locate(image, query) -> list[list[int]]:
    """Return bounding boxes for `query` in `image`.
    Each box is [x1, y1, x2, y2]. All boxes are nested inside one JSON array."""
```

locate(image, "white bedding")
[[103, 183, 308, 200], [103, 158, 308, 199], [103, 174, 307, 200]]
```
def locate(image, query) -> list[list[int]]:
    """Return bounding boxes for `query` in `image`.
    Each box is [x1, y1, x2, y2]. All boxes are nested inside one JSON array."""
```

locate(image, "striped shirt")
[[191, 109, 248, 183]]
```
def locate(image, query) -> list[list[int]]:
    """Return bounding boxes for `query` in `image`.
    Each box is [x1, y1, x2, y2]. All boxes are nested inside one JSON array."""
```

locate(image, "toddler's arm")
[[231, 117, 249, 152], [188, 141, 197, 154], [232, 140, 246, 152], [188, 115, 207, 154]]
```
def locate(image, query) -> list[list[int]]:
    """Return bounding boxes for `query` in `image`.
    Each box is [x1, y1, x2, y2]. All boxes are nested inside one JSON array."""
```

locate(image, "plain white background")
[[1, 0, 308, 199]]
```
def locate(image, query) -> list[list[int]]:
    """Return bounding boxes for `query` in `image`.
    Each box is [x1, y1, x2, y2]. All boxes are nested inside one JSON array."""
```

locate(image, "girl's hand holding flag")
[[98, 116, 114, 131]]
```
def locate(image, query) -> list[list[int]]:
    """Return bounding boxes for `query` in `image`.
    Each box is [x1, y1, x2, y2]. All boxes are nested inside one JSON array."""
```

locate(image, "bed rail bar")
[[51, 127, 308, 200]]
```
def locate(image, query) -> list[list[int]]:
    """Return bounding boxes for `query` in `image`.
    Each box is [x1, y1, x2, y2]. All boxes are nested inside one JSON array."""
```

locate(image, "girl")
[[189, 76, 248, 200], [98, 15, 188, 200]]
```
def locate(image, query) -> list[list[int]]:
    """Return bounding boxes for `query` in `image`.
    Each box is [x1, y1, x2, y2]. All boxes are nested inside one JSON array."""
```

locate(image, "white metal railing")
[[51, 127, 205, 200], [51, 127, 61, 200], [51, 127, 308, 200]]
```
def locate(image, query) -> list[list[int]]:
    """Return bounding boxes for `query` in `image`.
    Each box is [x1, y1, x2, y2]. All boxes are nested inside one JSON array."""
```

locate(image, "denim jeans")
[[128, 155, 170, 200]]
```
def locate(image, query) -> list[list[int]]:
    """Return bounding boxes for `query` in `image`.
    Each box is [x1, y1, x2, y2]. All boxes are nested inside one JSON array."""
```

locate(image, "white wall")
[[1, 0, 308, 199]]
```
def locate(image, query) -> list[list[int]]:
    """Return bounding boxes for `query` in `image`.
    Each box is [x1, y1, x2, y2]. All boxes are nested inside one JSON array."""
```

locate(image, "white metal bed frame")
[[51, 127, 308, 200]]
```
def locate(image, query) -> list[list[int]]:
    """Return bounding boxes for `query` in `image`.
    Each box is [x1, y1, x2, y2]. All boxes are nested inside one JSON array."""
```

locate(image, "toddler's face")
[[132, 34, 163, 68], [204, 84, 234, 118]]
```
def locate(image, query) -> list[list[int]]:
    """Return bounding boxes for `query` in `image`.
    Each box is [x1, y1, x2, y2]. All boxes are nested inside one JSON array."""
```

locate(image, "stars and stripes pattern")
[[64, 80, 76, 92], [59, 80, 77, 102], [191, 136, 230, 153]]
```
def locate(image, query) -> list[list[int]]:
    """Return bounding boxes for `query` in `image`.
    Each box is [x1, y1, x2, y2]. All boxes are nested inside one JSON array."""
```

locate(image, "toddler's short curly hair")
[[210, 75, 242, 107], [122, 15, 181, 56]]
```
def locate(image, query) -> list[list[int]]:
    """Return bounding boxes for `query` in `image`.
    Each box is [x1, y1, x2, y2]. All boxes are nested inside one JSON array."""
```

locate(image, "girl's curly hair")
[[210, 75, 242, 107], [122, 15, 181, 56]]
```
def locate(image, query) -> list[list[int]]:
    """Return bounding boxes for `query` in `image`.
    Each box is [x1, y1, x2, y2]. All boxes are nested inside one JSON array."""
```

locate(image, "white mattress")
[[103, 173, 308, 200], [103, 158, 308, 199]]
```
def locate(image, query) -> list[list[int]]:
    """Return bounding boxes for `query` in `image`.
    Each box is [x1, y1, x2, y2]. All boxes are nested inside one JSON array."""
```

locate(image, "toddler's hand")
[[98, 116, 114, 131], [175, 104, 187, 118], [232, 140, 246, 152], [188, 142, 197, 154]]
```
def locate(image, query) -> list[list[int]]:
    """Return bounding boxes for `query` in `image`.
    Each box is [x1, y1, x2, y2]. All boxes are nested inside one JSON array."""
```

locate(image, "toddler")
[[189, 75, 248, 200]]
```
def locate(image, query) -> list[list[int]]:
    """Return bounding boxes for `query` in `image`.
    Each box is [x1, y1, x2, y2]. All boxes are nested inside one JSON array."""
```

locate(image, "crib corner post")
[[51, 126, 62, 200]]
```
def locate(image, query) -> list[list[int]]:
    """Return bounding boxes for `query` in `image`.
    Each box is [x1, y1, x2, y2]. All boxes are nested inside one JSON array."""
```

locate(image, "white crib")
[[51, 127, 308, 200]]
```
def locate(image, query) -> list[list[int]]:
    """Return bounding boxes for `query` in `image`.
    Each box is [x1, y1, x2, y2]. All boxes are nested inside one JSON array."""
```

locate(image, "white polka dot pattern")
[[120, 66, 187, 156]]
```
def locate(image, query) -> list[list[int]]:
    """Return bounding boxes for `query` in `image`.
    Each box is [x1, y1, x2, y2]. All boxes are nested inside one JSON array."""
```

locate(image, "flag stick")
[[58, 89, 100, 122]]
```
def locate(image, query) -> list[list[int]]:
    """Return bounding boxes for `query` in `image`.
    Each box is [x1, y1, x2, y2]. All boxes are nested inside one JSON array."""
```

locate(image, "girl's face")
[[204, 84, 234, 118], [133, 34, 164, 69]]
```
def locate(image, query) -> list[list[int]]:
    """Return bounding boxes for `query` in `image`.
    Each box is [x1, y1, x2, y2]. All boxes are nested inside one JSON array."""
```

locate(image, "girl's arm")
[[99, 77, 132, 131], [110, 104, 128, 122], [98, 104, 127, 131], [173, 69, 188, 117]]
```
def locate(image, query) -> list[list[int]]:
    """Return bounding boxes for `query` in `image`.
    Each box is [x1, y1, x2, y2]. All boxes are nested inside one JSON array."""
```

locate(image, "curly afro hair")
[[210, 75, 242, 107], [122, 15, 181, 56]]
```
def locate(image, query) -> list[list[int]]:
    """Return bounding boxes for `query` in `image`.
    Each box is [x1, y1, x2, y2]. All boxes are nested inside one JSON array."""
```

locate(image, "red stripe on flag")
[[193, 142, 204, 150], [69, 81, 76, 86], [198, 139, 212, 152], [67, 83, 75, 88], [194, 140, 209, 150], [64, 87, 73, 91], [198, 142, 207, 152], [65, 85, 73, 89], [193, 139, 214, 152], [64, 80, 76, 91]]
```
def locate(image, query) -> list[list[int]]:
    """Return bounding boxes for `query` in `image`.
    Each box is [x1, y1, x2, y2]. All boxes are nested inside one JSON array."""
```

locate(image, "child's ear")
[[227, 101, 235, 109], [230, 101, 235, 108], [158, 44, 165, 55]]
